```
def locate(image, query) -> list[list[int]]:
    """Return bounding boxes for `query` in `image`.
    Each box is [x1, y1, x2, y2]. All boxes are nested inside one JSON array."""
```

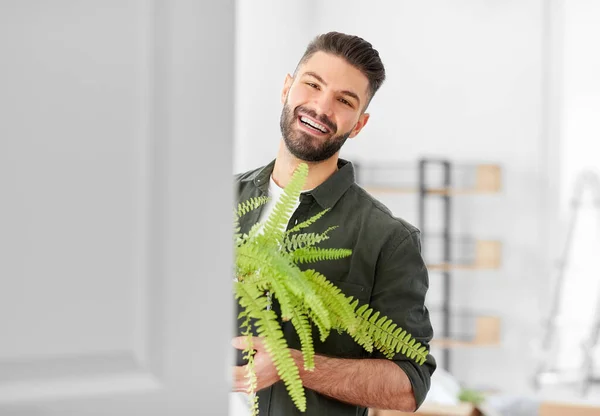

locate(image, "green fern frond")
[[270, 278, 295, 321], [236, 221, 267, 248], [243, 275, 272, 292], [285, 208, 331, 234], [282, 232, 330, 252], [261, 163, 308, 244], [256, 318, 306, 412], [239, 317, 259, 416], [303, 270, 358, 333], [235, 241, 277, 279], [291, 247, 353, 264], [345, 300, 375, 352], [266, 252, 332, 329], [234, 217, 242, 244], [288, 305, 315, 371], [234, 281, 306, 412], [352, 304, 428, 365], [235, 196, 269, 219], [307, 309, 331, 342], [237, 242, 332, 329]]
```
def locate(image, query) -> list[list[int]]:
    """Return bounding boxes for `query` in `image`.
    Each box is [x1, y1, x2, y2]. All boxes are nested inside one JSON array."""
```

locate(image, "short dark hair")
[[295, 32, 386, 108]]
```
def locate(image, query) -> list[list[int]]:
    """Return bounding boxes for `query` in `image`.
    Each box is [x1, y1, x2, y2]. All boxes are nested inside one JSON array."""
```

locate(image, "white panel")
[[0, 0, 235, 413], [0, 0, 151, 357], [0, 0, 164, 403], [0, 352, 160, 403]]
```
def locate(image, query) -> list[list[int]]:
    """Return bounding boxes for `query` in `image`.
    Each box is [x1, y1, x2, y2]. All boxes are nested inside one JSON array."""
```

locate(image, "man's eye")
[[339, 98, 352, 107]]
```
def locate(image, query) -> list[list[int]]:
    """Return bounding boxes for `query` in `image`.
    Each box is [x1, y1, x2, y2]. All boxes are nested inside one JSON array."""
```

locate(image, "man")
[[232, 31, 436, 415]]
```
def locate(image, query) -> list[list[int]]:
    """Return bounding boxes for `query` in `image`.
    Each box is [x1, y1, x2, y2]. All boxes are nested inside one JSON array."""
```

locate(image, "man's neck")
[[271, 139, 339, 191]]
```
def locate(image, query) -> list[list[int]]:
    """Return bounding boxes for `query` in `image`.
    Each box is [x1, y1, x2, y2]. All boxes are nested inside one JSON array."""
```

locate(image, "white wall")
[[235, 0, 556, 396], [234, 1, 314, 173], [552, 0, 600, 377]]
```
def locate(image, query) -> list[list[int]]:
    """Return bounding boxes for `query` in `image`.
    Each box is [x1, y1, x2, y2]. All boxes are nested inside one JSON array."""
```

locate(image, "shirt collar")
[[253, 158, 355, 209]]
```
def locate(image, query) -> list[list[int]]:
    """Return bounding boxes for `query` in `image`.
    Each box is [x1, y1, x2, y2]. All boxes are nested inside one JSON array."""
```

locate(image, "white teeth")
[[300, 116, 327, 133]]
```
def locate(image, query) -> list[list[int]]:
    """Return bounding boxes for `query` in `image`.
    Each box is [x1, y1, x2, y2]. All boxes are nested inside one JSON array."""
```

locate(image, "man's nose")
[[312, 92, 334, 120]]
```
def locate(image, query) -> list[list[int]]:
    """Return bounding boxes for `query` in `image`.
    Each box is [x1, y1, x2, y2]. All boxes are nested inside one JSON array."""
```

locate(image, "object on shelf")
[[427, 240, 501, 271], [431, 316, 501, 348]]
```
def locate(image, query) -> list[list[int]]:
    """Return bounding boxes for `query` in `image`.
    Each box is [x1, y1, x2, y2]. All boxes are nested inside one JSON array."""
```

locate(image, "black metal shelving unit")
[[354, 158, 502, 372], [418, 158, 452, 372]]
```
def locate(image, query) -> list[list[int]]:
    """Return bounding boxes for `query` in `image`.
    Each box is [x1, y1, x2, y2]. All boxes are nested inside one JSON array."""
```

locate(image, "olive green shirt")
[[234, 158, 436, 416]]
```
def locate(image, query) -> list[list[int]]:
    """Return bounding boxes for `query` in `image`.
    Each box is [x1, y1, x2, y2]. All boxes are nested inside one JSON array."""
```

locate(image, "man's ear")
[[349, 113, 370, 138], [281, 74, 293, 104]]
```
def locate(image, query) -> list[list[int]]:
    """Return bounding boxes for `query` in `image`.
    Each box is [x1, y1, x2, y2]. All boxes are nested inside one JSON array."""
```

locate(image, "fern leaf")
[[282, 232, 329, 252], [236, 221, 267, 249], [303, 270, 359, 333], [270, 277, 294, 321], [282, 226, 339, 252], [307, 309, 331, 342], [350, 304, 429, 365], [261, 163, 308, 244], [285, 208, 331, 234], [234, 281, 307, 411], [288, 305, 315, 370], [235, 196, 269, 219], [292, 247, 353, 264], [237, 242, 332, 330]]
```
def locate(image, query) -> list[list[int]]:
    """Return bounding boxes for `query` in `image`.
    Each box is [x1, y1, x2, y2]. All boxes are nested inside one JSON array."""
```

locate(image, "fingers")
[[253, 336, 265, 350], [231, 336, 247, 350], [231, 365, 250, 392], [231, 336, 265, 350]]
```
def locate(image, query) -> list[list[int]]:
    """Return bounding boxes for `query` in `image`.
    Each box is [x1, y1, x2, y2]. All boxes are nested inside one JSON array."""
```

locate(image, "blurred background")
[[1, 1, 600, 415], [234, 0, 600, 415]]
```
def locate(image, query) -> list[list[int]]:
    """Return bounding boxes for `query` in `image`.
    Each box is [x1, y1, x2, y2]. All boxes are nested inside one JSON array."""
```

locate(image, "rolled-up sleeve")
[[368, 229, 437, 408]]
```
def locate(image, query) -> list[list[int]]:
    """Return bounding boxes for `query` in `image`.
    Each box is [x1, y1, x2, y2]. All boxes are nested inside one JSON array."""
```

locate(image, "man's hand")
[[231, 336, 417, 411], [231, 336, 281, 393]]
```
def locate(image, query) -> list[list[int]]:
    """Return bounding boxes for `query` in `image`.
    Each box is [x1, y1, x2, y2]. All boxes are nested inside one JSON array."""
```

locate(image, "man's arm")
[[367, 229, 436, 408], [291, 349, 417, 412], [232, 337, 416, 411]]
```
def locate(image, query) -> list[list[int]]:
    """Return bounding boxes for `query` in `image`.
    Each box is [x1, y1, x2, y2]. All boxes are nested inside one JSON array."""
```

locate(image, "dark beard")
[[279, 103, 352, 162]]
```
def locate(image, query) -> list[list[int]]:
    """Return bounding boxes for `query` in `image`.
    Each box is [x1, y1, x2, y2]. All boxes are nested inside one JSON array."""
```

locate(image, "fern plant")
[[234, 163, 429, 414]]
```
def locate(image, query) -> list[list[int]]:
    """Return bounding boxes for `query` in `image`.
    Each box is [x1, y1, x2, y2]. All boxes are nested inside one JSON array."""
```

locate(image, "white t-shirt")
[[256, 174, 301, 232]]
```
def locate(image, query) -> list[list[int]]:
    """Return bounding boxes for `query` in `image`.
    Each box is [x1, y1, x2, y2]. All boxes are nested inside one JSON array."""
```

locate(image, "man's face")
[[279, 51, 371, 162]]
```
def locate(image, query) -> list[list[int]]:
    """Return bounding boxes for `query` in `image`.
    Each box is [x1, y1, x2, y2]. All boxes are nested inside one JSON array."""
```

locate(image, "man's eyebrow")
[[302, 71, 361, 106], [304, 71, 327, 86]]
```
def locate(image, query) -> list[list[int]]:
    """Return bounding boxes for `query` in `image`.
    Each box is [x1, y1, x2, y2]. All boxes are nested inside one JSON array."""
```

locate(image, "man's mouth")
[[298, 115, 330, 135]]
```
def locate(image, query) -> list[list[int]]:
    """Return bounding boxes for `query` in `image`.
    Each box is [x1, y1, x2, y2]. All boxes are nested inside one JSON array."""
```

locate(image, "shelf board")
[[365, 187, 496, 196], [427, 240, 501, 270], [373, 401, 600, 416], [540, 402, 600, 416], [431, 316, 501, 348], [370, 402, 480, 416], [362, 164, 502, 195]]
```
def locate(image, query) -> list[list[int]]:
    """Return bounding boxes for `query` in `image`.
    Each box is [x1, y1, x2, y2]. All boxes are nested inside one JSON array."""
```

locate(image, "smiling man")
[[233, 32, 436, 415]]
